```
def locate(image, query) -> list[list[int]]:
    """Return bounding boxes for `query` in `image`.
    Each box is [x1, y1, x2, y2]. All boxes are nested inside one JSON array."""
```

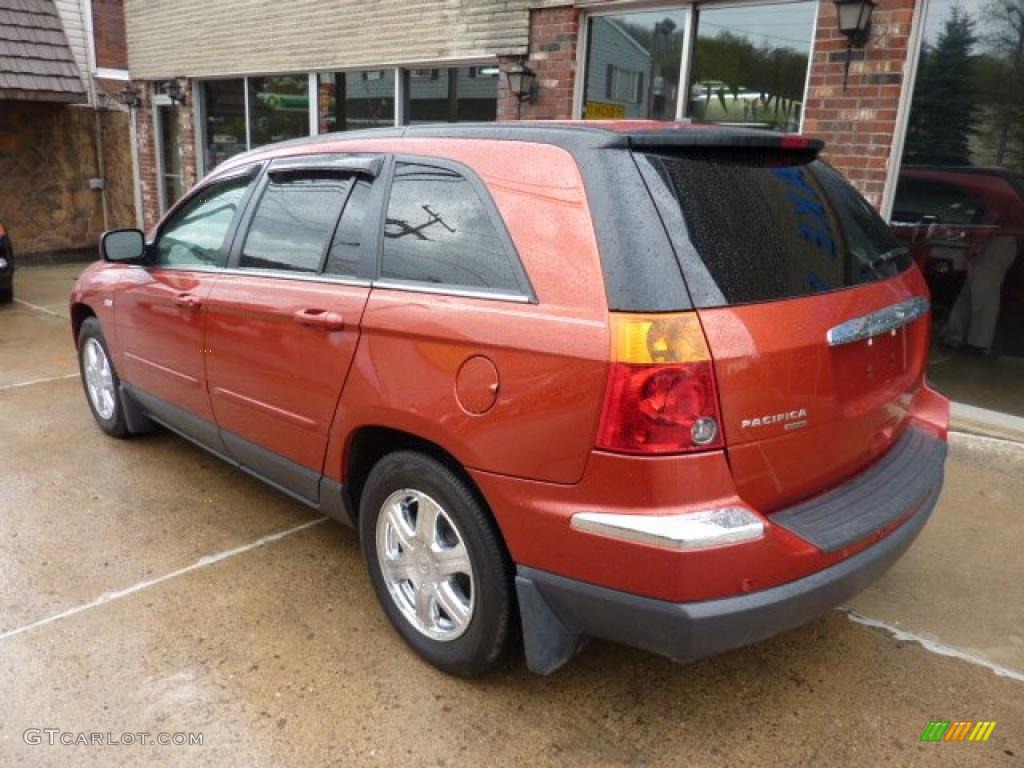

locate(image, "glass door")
[[893, 0, 1024, 417], [157, 104, 184, 213]]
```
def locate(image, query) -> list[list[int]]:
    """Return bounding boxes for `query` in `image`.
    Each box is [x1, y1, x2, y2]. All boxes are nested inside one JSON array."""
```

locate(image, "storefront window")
[[688, 1, 816, 132], [318, 70, 395, 132], [582, 10, 687, 120], [406, 66, 498, 123], [893, 0, 1024, 416], [202, 79, 246, 171], [248, 75, 310, 148]]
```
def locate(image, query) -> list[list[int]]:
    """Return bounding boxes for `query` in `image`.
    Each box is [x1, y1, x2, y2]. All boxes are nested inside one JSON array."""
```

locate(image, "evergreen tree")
[[904, 7, 978, 166]]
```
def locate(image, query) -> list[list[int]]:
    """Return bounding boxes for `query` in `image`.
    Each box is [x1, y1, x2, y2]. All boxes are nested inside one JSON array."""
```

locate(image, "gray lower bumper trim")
[[516, 486, 938, 675]]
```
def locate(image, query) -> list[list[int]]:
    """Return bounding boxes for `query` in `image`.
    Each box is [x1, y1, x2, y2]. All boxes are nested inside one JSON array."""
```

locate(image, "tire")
[[77, 317, 129, 438], [359, 450, 514, 677], [0, 279, 12, 304]]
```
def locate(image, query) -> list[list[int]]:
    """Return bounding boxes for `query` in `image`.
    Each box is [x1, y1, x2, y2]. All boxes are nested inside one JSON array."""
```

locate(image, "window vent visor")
[[268, 153, 383, 178]]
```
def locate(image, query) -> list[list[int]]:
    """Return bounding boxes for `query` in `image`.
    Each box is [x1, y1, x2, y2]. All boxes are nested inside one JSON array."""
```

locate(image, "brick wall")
[[92, 0, 128, 70], [498, 6, 578, 121], [135, 78, 198, 230], [802, 0, 916, 208]]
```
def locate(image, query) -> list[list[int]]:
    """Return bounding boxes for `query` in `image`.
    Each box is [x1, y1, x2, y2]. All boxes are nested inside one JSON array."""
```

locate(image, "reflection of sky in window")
[[922, 0, 998, 47], [697, 3, 817, 54]]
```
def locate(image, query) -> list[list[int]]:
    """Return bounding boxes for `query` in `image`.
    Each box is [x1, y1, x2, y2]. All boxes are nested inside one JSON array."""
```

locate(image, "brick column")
[[802, 0, 917, 209], [498, 5, 578, 121], [134, 77, 198, 229]]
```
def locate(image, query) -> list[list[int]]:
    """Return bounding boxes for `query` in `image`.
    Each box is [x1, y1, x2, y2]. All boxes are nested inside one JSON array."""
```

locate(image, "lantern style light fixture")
[[119, 84, 139, 109], [835, 0, 876, 45], [505, 60, 538, 119], [164, 79, 184, 105], [834, 0, 876, 89]]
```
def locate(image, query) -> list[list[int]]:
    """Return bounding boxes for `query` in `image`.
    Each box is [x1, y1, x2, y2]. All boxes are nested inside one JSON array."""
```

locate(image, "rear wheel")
[[0, 279, 12, 304], [77, 317, 129, 437], [359, 450, 513, 677]]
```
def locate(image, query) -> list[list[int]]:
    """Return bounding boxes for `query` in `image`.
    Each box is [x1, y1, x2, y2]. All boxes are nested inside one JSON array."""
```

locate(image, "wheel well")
[[70, 303, 96, 346], [344, 426, 491, 525]]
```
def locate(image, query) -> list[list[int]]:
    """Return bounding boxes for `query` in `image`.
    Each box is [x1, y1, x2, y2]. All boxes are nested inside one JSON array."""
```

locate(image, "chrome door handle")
[[293, 308, 344, 332], [175, 293, 202, 309]]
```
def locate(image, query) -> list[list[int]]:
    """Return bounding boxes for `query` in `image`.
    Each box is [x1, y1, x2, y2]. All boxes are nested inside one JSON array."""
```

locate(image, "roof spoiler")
[[621, 130, 824, 155]]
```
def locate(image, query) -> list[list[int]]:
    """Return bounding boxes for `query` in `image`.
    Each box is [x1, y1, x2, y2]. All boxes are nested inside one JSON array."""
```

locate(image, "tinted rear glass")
[[643, 151, 911, 307]]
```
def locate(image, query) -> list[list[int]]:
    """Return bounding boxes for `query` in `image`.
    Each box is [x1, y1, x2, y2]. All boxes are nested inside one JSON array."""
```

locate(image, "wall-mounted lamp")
[[95, 90, 111, 110], [505, 60, 537, 119], [834, 0, 876, 90], [119, 84, 140, 109], [163, 79, 185, 105]]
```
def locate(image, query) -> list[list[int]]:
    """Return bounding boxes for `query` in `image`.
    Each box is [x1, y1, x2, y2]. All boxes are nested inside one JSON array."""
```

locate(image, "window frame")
[[147, 163, 264, 270], [224, 153, 385, 284], [374, 154, 536, 303]]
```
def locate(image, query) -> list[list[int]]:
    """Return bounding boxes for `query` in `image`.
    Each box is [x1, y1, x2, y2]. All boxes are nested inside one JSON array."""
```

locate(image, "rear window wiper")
[[863, 246, 908, 271]]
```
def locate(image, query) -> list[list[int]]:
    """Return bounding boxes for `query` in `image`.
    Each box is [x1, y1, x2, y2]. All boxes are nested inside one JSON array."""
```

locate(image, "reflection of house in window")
[[606, 65, 643, 104], [585, 17, 651, 118]]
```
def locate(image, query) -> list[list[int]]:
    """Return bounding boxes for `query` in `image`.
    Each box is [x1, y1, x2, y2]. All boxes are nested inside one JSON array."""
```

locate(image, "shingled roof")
[[0, 0, 86, 102]]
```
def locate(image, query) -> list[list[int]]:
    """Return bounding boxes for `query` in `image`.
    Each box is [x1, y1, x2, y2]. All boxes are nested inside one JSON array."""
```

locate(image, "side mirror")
[[100, 229, 145, 262]]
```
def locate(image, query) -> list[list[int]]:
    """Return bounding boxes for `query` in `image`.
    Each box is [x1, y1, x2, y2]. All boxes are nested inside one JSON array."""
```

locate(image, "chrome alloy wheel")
[[82, 337, 116, 420], [376, 489, 475, 641]]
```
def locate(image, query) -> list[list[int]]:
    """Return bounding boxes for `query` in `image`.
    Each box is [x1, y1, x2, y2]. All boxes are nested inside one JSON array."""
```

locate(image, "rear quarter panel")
[[323, 140, 611, 485]]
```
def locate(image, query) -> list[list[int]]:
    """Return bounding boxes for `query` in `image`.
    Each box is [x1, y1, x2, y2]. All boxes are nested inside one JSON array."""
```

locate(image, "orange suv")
[[71, 122, 950, 676]]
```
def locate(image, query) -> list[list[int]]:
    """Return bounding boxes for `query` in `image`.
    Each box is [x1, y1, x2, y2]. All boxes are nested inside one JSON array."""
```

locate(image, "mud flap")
[[118, 383, 154, 434], [515, 575, 585, 675]]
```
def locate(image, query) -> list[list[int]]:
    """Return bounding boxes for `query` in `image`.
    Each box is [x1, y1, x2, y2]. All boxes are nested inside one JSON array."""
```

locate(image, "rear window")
[[642, 151, 911, 307]]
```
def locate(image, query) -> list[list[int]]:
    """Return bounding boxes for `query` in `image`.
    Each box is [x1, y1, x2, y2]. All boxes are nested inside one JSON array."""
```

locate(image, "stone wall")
[[0, 101, 102, 255], [99, 108, 136, 230]]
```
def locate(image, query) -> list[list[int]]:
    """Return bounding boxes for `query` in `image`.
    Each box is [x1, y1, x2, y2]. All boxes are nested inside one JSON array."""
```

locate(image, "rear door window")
[[641, 151, 911, 307], [240, 172, 352, 272], [381, 161, 527, 295]]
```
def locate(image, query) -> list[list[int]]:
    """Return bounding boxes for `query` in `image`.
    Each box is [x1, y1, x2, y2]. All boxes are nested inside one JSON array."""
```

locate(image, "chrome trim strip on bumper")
[[570, 507, 764, 550], [826, 296, 930, 347]]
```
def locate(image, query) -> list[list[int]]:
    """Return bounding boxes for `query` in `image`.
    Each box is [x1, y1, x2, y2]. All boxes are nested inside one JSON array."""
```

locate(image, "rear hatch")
[[635, 140, 930, 511]]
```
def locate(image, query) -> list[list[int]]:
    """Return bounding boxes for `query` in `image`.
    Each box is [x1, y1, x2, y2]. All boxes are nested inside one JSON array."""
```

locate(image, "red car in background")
[[70, 122, 949, 676], [891, 166, 1024, 348]]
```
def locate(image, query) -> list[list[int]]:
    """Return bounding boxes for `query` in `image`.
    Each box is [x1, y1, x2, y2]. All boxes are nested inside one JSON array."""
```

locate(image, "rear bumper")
[[517, 482, 938, 674]]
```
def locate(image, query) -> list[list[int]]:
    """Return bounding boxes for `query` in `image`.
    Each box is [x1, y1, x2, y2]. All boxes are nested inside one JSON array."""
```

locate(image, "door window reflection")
[[894, 0, 1024, 416], [248, 75, 310, 148], [688, 2, 816, 132], [583, 11, 687, 120]]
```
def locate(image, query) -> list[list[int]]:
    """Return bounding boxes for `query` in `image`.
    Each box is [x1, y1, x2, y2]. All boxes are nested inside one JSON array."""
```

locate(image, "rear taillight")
[[596, 312, 723, 455]]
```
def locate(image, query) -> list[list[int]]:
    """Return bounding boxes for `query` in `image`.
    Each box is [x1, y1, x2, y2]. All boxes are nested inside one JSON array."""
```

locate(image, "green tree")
[[904, 6, 978, 166], [982, 0, 1024, 168]]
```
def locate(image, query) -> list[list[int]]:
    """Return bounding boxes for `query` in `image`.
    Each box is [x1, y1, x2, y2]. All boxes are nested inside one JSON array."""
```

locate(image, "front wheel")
[[359, 451, 514, 677], [77, 317, 129, 437]]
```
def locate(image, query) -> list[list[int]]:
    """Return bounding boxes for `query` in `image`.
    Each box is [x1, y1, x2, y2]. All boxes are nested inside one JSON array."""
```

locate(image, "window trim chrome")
[[141, 265, 529, 303], [826, 297, 930, 347], [372, 279, 531, 304]]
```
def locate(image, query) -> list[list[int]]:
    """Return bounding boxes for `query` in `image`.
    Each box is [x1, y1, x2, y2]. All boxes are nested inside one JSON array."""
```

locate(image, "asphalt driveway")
[[1, 264, 1021, 767]]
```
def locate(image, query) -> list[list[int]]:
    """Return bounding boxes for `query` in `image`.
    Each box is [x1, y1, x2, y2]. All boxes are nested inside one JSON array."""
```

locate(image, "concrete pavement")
[[0, 264, 1021, 767]]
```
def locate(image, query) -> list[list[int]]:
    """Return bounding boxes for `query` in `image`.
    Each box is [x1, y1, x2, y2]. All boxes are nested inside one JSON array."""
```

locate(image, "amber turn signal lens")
[[611, 312, 710, 364]]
